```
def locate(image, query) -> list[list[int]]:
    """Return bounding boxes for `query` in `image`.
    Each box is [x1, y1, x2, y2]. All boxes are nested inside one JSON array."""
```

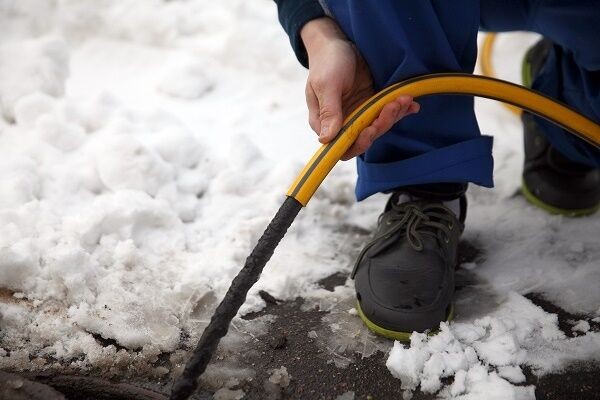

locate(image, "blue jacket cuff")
[[274, 0, 325, 68]]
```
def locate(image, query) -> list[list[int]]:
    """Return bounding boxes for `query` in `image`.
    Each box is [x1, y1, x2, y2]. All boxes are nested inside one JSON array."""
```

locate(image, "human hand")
[[301, 17, 420, 160]]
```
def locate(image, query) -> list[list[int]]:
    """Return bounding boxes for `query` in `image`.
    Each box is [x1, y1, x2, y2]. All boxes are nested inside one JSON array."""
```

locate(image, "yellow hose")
[[286, 73, 600, 206], [480, 33, 522, 116]]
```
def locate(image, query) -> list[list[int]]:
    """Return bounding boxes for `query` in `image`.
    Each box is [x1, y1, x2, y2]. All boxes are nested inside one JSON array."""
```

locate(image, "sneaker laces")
[[351, 201, 455, 279]]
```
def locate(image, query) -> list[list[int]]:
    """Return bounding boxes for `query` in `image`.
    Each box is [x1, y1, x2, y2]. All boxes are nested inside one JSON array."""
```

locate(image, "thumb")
[[315, 85, 343, 143]]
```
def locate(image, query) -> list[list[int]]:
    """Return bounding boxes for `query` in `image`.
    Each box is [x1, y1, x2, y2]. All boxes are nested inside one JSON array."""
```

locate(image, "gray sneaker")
[[352, 192, 465, 341]]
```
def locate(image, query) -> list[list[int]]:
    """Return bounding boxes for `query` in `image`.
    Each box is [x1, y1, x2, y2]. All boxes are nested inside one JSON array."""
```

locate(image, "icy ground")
[[0, 1, 599, 399]]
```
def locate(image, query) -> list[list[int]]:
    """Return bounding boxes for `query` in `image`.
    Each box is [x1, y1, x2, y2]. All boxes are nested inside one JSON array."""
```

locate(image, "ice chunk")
[[473, 331, 526, 366], [572, 320, 590, 334], [263, 366, 291, 400], [450, 369, 467, 396], [497, 365, 526, 384], [268, 366, 290, 388], [461, 262, 478, 270], [213, 388, 245, 400], [335, 391, 355, 400], [386, 340, 428, 392]]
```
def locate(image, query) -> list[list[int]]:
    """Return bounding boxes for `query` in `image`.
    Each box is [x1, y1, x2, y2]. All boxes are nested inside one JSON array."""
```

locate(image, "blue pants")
[[322, 0, 600, 200]]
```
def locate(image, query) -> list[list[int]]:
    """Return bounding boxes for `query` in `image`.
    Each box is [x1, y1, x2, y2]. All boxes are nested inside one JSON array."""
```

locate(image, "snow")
[[0, 0, 335, 370], [386, 292, 569, 398], [264, 366, 291, 399], [213, 388, 245, 400], [0, 37, 69, 121], [0, 1, 599, 398], [572, 320, 591, 334], [336, 391, 355, 400], [497, 365, 526, 384], [267, 366, 291, 387], [158, 55, 214, 100]]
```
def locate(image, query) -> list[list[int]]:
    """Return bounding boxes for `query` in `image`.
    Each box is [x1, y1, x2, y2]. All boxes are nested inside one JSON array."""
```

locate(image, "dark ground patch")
[[317, 272, 348, 292], [235, 294, 600, 400], [524, 364, 600, 400], [240, 298, 412, 399], [525, 293, 600, 337], [457, 239, 485, 265]]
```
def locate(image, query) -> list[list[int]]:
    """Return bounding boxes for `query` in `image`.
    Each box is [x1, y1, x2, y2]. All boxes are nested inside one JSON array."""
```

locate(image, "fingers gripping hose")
[[170, 73, 600, 400]]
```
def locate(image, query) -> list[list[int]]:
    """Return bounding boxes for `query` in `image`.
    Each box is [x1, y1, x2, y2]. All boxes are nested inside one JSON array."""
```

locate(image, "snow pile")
[[0, 0, 362, 376], [0, 83, 211, 354], [0, 82, 352, 363], [386, 291, 600, 399]]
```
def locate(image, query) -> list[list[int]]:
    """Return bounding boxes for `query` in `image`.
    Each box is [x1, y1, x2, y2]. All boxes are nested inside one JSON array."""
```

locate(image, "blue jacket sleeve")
[[273, 0, 325, 68]]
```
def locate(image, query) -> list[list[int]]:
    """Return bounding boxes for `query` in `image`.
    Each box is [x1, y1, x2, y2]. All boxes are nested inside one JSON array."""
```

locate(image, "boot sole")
[[521, 180, 599, 217], [356, 301, 454, 342]]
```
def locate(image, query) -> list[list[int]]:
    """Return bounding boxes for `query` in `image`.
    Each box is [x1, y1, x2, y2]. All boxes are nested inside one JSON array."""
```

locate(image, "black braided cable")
[[170, 196, 303, 400]]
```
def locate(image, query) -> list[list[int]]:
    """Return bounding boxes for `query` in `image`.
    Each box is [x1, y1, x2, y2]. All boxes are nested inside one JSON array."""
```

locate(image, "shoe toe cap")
[[354, 256, 453, 334]]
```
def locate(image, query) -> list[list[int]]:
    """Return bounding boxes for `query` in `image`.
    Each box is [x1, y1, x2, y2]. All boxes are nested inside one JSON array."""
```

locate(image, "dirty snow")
[[0, 0, 598, 398], [264, 366, 291, 399]]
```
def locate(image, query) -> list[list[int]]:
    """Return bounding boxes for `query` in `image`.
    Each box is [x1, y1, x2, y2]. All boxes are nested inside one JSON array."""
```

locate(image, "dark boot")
[[352, 185, 466, 341], [522, 40, 600, 216]]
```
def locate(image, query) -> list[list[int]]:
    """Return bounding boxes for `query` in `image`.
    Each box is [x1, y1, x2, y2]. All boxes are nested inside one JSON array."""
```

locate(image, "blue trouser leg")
[[324, 1, 493, 200], [481, 0, 600, 168], [324, 0, 599, 201]]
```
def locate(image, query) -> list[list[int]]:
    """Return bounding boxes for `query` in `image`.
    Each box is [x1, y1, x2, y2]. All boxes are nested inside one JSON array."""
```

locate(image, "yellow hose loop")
[[480, 33, 522, 116], [286, 73, 600, 206]]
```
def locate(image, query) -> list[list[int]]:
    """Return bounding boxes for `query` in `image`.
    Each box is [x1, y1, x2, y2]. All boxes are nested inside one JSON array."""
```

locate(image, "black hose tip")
[[170, 379, 194, 400]]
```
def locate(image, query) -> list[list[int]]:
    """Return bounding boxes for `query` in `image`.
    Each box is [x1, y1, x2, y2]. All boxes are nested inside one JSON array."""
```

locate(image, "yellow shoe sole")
[[521, 180, 599, 217], [356, 301, 454, 342]]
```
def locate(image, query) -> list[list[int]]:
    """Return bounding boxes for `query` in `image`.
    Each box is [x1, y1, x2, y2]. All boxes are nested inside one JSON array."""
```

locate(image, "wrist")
[[301, 17, 348, 55]]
